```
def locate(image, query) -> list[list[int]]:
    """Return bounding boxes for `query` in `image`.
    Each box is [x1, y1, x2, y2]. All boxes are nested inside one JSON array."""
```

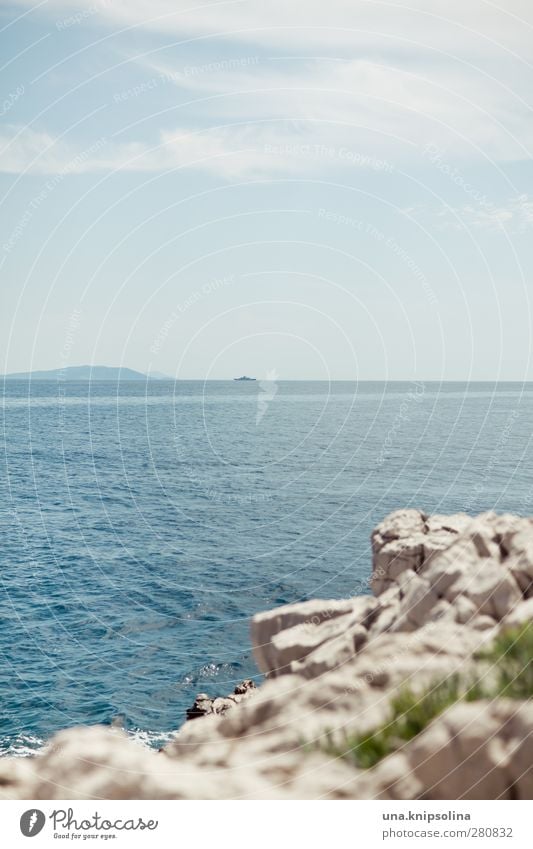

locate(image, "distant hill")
[[3, 365, 169, 380]]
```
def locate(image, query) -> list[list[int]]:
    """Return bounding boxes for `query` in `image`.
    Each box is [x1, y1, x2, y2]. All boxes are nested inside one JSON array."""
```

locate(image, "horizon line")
[[4, 376, 533, 384]]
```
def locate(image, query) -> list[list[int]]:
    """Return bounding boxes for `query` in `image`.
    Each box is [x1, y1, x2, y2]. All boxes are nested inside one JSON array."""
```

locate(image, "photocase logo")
[[256, 369, 279, 425], [20, 810, 46, 837]]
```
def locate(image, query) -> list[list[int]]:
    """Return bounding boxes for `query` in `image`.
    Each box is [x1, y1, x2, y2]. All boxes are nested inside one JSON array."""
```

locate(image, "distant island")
[[3, 366, 169, 380]]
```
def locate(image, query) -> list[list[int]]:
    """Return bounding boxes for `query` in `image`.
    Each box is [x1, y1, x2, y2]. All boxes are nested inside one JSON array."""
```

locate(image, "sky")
[[1, 0, 533, 380]]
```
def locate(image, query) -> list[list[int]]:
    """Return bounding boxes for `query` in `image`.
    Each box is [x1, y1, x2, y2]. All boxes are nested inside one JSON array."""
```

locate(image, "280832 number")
[[470, 828, 513, 838]]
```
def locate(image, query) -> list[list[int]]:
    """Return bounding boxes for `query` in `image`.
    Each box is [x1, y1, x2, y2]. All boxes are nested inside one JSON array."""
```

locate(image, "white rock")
[[501, 597, 533, 630], [453, 560, 522, 620], [399, 573, 440, 627], [452, 594, 478, 625], [251, 598, 365, 676], [404, 701, 509, 799]]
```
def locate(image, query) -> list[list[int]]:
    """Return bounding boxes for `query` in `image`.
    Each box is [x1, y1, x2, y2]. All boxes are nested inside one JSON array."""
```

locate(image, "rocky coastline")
[[1, 509, 532, 799]]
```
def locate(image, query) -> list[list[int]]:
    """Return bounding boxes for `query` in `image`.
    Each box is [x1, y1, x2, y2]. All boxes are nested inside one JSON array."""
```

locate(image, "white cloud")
[[409, 195, 533, 232], [459, 195, 533, 231], [0, 126, 58, 174], [12, 0, 533, 58], [4, 1, 533, 176], [0, 121, 396, 179], [123, 52, 533, 162]]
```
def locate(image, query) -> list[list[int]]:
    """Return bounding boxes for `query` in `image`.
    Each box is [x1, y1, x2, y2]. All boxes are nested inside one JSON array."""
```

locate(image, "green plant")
[[476, 622, 533, 700], [317, 623, 533, 769], [323, 676, 461, 769]]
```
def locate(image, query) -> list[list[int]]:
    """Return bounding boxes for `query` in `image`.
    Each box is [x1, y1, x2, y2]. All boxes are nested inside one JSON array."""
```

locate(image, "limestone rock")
[[373, 700, 533, 800], [502, 597, 533, 630], [371, 509, 428, 594], [397, 573, 440, 628], [425, 513, 472, 535], [252, 596, 376, 677], [453, 594, 478, 624], [186, 680, 257, 720], [373, 508, 428, 543], [252, 597, 365, 676], [371, 535, 426, 594], [453, 560, 522, 620]]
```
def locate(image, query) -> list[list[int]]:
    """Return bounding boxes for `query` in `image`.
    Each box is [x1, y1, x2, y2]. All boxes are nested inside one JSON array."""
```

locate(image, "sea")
[[1, 379, 532, 756]]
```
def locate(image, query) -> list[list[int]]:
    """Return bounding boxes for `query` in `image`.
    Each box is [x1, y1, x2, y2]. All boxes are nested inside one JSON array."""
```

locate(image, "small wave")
[[0, 733, 45, 758], [124, 728, 178, 750], [0, 726, 178, 759], [181, 661, 233, 687]]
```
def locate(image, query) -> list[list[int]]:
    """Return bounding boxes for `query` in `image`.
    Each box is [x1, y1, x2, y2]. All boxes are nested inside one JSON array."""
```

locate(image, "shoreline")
[[1, 508, 532, 799]]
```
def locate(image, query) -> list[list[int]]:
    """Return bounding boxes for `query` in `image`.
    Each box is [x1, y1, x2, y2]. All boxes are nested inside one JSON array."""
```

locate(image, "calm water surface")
[[1, 380, 532, 754]]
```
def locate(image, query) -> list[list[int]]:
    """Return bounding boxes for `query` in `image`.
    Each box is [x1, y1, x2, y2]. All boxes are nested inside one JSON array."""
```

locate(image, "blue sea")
[[1, 379, 532, 756]]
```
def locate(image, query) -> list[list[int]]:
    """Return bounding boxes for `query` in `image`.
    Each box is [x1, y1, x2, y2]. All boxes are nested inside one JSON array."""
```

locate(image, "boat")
[[233, 375, 256, 381]]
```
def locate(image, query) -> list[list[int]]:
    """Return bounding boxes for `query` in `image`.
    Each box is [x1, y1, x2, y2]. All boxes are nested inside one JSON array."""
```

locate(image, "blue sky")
[[1, 0, 533, 379]]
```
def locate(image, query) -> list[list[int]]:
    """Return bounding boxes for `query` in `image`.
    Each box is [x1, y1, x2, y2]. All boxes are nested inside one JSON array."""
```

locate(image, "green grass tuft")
[[317, 622, 533, 769], [474, 621, 533, 700], [324, 676, 461, 770]]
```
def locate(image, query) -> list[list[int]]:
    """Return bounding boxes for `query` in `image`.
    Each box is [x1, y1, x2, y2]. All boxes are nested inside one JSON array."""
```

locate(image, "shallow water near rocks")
[[1, 379, 532, 755]]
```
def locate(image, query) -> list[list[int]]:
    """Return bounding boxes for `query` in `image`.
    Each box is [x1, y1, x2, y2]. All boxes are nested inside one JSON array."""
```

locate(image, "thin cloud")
[[456, 195, 533, 231], [10, 0, 533, 57], [408, 195, 533, 232], [0, 121, 395, 178], [4, 1, 533, 176]]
